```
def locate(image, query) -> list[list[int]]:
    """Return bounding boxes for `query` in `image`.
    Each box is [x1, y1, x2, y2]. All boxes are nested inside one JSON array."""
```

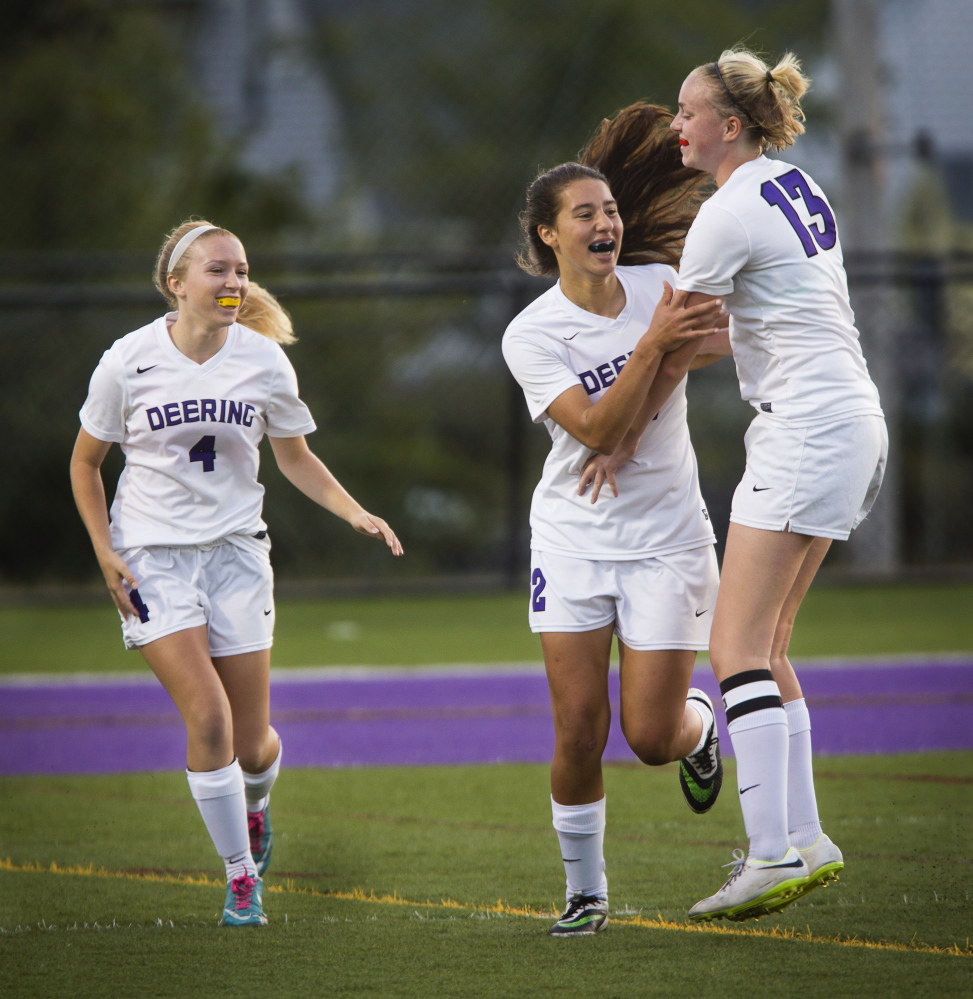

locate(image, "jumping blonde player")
[[503, 105, 731, 936], [70, 220, 402, 927], [670, 49, 886, 921]]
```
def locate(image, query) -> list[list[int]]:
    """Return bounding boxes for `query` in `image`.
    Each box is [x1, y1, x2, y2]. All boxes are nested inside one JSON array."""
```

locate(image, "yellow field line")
[[3, 857, 970, 959]]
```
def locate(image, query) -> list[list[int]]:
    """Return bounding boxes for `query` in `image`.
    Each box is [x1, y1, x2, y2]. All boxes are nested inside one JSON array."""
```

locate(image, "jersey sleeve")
[[502, 330, 581, 424], [265, 350, 318, 437], [675, 204, 751, 296], [79, 348, 127, 443]]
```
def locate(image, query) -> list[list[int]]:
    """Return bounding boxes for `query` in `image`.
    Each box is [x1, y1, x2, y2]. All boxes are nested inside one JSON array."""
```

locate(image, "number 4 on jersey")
[[189, 435, 216, 472], [761, 168, 837, 258]]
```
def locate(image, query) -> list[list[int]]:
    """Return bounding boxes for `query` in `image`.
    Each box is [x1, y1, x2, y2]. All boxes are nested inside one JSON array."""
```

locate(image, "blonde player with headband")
[[669, 49, 886, 922], [71, 220, 403, 927]]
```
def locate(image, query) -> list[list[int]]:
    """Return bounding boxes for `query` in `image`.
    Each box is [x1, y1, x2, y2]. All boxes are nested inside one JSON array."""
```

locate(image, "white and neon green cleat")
[[688, 848, 808, 922], [220, 875, 268, 927], [767, 834, 844, 912]]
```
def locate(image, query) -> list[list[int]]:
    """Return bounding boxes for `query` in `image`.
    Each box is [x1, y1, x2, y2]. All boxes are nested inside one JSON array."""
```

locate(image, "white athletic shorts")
[[730, 413, 888, 541], [528, 546, 720, 651], [117, 540, 274, 655]]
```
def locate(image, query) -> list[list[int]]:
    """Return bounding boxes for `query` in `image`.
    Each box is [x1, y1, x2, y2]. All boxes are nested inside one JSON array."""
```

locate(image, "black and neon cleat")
[[679, 688, 723, 814], [549, 893, 609, 937]]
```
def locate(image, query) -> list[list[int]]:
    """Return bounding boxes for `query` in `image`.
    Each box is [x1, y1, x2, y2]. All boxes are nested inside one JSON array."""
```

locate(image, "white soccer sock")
[[243, 739, 282, 814], [186, 759, 256, 881], [785, 699, 824, 850], [551, 796, 608, 901], [721, 670, 790, 863], [686, 694, 714, 756]]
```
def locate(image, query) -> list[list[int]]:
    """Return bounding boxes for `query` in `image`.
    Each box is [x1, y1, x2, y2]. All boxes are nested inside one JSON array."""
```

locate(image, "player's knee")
[[624, 726, 679, 766], [185, 700, 232, 753], [235, 736, 270, 773], [555, 712, 608, 761]]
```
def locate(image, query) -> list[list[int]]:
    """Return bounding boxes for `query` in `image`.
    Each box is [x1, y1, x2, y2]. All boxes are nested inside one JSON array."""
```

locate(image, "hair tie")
[[766, 70, 775, 83], [167, 225, 218, 273]]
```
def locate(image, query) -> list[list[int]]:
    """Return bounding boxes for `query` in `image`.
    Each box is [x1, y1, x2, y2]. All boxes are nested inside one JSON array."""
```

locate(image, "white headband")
[[167, 225, 218, 272]]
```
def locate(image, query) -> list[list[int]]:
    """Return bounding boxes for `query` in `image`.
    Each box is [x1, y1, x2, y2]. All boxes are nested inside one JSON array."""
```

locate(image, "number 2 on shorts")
[[761, 168, 837, 258], [189, 435, 217, 472], [531, 568, 547, 612]]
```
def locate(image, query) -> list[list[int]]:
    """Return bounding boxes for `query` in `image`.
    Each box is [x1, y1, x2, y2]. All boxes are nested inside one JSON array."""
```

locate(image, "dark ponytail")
[[579, 102, 706, 268]]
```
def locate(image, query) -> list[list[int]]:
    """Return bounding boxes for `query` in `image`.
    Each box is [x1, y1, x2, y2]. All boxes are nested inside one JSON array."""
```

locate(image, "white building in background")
[[883, 0, 973, 231], [791, 0, 973, 241], [161, 0, 345, 210]]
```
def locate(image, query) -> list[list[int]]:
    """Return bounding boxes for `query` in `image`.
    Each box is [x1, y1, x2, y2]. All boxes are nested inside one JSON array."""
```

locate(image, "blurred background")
[[2, 0, 972, 596]]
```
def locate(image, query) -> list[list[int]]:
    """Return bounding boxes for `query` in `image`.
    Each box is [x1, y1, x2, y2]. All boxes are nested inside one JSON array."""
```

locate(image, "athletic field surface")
[[2, 757, 971, 997], [3, 586, 972, 996], [2, 658, 972, 775]]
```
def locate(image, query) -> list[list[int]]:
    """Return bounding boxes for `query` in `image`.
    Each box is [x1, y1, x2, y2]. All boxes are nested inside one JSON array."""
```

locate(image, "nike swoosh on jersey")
[[563, 331, 582, 340], [752, 486, 771, 492], [695, 609, 708, 617], [136, 365, 158, 374]]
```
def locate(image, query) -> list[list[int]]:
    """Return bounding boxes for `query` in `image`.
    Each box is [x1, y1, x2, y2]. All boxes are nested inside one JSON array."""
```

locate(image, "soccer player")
[[70, 220, 402, 927], [670, 49, 887, 921], [502, 104, 730, 937]]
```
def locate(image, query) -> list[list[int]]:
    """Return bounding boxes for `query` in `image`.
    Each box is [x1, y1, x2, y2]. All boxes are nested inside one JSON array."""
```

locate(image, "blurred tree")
[[0, 0, 308, 251], [310, 0, 827, 248]]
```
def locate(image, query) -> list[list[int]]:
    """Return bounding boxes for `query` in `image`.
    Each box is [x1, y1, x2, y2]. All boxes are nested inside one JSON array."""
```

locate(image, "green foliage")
[[0, 0, 307, 251], [314, 0, 828, 247], [1, 755, 971, 997]]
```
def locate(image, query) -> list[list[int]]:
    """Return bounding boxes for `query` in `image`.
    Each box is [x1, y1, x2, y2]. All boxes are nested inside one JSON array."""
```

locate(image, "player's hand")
[[350, 511, 404, 556], [578, 444, 636, 503], [638, 282, 724, 354], [97, 550, 140, 618]]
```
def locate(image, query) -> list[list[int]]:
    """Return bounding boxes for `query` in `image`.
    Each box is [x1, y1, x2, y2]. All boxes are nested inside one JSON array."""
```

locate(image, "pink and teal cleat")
[[248, 808, 273, 877], [220, 875, 267, 927]]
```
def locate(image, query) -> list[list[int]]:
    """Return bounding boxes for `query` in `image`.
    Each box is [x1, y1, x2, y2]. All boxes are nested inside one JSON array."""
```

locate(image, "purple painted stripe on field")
[[1, 662, 971, 775]]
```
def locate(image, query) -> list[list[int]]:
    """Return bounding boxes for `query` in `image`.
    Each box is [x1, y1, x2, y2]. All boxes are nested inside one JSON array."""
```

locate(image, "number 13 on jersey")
[[761, 168, 836, 258]]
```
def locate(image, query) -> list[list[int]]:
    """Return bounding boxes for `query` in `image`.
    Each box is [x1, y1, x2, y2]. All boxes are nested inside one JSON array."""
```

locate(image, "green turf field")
[[3, 583, 973, 674], [2, 754, 971, 998]]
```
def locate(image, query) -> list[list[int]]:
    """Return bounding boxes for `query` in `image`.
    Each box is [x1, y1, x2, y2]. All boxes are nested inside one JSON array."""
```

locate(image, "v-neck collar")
[[156, 312, 236, 375], [554, 270, 633, 330]]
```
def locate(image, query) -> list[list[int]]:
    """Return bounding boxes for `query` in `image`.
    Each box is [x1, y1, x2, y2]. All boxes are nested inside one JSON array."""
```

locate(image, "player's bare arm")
[[579, 303, 729, 502], [69, 428, 140, 618], [548, 283, 723, 454], [268, 435, 403, 555]]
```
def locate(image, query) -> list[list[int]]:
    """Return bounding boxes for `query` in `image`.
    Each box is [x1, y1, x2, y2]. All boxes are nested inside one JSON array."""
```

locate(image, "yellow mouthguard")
[[216, 297, 241, 307]]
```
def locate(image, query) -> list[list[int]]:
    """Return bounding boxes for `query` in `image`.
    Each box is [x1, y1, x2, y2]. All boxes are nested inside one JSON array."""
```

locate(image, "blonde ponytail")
[[152, 218, 296, 345], [699, 47, 810, 152], [237, 281, 296, 345]]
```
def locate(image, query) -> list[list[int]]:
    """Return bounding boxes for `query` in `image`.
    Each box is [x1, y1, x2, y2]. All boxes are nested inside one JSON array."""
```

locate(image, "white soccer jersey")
[[80, 313, 316, 551], [676, 156, 882, 426], [502, 264, 715, 561]]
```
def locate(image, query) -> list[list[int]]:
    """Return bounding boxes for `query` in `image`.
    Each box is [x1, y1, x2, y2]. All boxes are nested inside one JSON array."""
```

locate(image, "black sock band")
[[720, 670, 783, 724], [720, 669, 774, 696]]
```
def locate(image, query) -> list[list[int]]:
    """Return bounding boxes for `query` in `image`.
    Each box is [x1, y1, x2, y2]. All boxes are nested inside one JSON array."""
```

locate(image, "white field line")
[[1, 652, 971, 687]]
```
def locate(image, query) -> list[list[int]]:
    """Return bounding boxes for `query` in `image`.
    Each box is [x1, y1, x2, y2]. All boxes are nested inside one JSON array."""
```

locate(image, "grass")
[[2, 754, 972, 998], [3, 583, 973, 675]]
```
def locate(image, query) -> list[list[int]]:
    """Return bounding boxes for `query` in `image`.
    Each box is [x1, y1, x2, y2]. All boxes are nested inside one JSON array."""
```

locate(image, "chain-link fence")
[[2, 250, 972, 590]]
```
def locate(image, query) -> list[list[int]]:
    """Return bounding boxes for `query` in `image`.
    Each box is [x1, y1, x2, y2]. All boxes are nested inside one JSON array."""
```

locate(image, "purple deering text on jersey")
[[145, 399, 256, 431], [578, 352, 634, 395]]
